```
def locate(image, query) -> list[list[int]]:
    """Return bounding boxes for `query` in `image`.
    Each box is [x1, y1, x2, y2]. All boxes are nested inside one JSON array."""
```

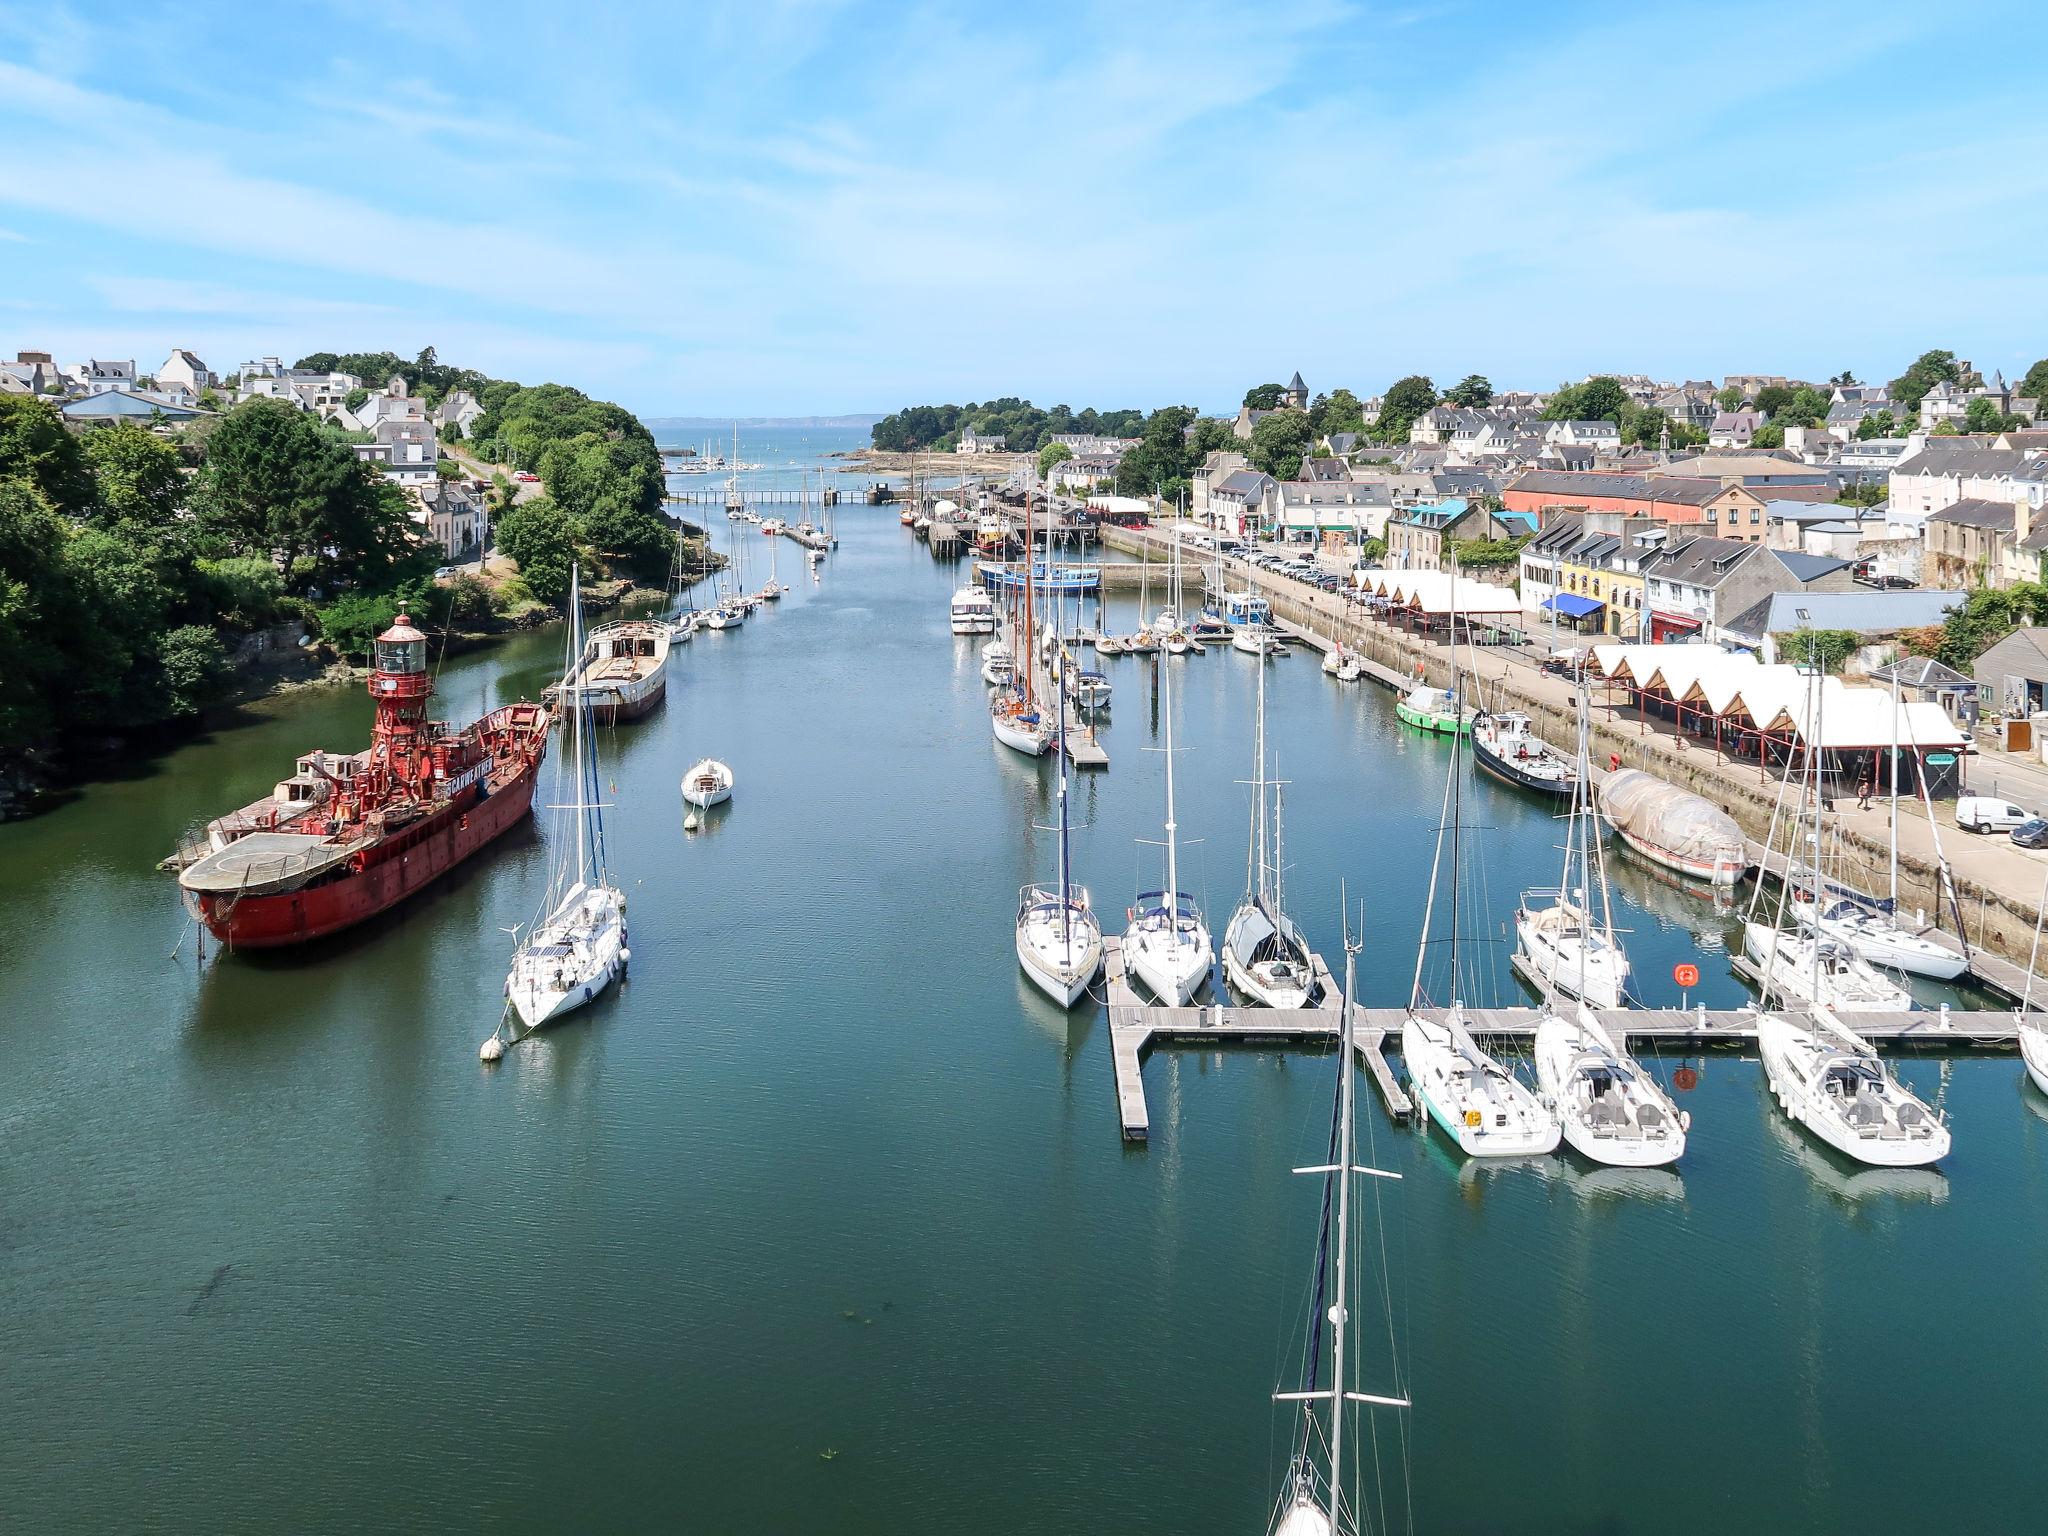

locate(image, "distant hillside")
[[643, 414, 883, 432]]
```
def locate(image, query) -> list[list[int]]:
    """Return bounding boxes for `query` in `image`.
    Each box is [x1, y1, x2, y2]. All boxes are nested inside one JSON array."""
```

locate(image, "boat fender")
[[459, 815, 469, 832], [1463, 1109, 1483, 1128], [620, 948, 631, 968], [1678, 1110, 1693, 1133], [350, 851, 368, 874]]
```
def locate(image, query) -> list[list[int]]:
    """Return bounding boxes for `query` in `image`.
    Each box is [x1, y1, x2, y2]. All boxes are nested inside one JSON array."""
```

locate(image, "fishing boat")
[[1758, 1011, 1949, 1167], [680, 757, 734, 810], [1515, 687, 1631, 1010], [1336, 655, 1365, 683], [1264, 924, 1409, 1536], [1535, 1010, 1687, 1167], [951, 584, 997, 634], [1124, 637, 1211, 1004], [1222, 645, 1317, 1009], [545, 618, 670, 725], [177, 617, 549, 949], [1015, 611, 1102, 1007], [491, 566, 628, 1046], [1394, 682, 1471, 735], [1471, 710, 1575, 799]]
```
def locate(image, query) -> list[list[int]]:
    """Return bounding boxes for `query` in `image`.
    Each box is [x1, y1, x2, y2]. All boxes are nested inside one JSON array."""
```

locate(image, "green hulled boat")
[[1395, 683, 1473, 735]]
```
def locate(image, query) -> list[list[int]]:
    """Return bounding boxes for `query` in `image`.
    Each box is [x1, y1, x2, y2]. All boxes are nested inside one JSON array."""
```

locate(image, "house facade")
[[157, 349, 214, 394], [1924, 498, 2039, 589]]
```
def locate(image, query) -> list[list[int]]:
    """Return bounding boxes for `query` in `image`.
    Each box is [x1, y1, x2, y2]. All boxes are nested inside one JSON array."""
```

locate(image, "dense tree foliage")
[[1854, 409, 1897, 440], [1242, 383, 1285, 410], [1112, 406, 1202, 505], [495, 496, 578, 606], [1964, 396, 2026, 435], [82, 424, 187, 530], [1371, 375, 1437, 444], [2020, 358, 2048, 406], [1544, 376, 1631, 424], [1248, 410, 1315, 481], [1309, 388, 1366, 437], [294, 346, 491, 410], [1716, 385, 1744, 411], [1774, 628, 1862, 674], [1888, 349, 1960, 415], [1447, 374, 1493, 408], [0, 394, 95, 515], [870, 399, 1144, 454], [1037, 441, 1074, 479]]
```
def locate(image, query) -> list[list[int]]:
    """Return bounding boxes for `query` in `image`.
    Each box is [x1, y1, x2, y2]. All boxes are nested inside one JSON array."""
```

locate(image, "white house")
[[1709, 410, 1765, 447], [157, 349, 214, 394], [69, 358, 137, 394], [1887, 444, 2033, 517], [1546, 418, 1622, 451], [956, 425, 1006, 454], [435, 389, 485, 437], [354, 415, 440, 488]]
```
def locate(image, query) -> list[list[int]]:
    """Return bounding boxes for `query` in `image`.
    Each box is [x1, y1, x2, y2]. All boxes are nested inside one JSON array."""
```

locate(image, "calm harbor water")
[[3, 441, 2044, 1532]]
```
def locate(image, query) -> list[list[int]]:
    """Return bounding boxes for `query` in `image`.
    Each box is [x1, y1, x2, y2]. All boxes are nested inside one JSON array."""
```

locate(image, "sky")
[[2, 0, 2046, 418]]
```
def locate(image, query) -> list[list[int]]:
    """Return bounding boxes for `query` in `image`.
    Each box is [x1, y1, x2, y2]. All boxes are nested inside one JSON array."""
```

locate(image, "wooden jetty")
[[1105, 938, 1410, 1142], [1108, 944, 2021, 1143], [1063, 710, 1109, 770], [665, 487, 841, 507]]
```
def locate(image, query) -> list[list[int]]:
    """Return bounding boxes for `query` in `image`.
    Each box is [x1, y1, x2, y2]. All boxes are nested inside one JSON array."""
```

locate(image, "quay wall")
[[1098, 524, 2043, 972]]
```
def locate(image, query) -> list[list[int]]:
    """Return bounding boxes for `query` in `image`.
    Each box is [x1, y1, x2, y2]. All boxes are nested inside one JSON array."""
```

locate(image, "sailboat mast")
[[569, 563, 589, 891], [1326, 926, 1358, 1531], [1249, 635, 1269, 900], [1162, 618, 1181, 910], [1889, 667, 1901, 909], [1445, 560, 1465, 1002]]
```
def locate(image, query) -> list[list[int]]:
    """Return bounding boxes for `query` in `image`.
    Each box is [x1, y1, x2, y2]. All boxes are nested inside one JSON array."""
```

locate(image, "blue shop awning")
[[1542, 593, 1604, 618]]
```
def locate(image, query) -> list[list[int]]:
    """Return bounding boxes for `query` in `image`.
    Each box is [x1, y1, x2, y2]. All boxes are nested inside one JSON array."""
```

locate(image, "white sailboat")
[[1222, 645, 1317, 1009], [1749, 670, 1948, 1166], [681, 757, 733, 810], [1743, 664, 1915, 1013], [486, 564, 628, 1055], [1016, 609, 1103, 1007], [1402, 558, 1559, 1158], [1535, 1009, 1687, 1167], [1267, 924, 1409, 1536], [1124, 614, 1211, 1004], [1788, 673, 1965, 979], [1515, 684, 1631, 1010], [990, 485, 1053, 756]]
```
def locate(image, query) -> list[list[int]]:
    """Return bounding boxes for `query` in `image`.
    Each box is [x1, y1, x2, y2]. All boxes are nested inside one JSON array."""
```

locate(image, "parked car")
[[1875, 575, 1916, 590], [2011, 818, 2048, 849], [1956, 795, 2033, 834], [514, 470, 540, 483], [433, 565, 457, 580]]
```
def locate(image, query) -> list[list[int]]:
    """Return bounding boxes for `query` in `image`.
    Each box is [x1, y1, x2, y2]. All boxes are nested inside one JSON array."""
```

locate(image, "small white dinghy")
[[681, 758, 734, 810]]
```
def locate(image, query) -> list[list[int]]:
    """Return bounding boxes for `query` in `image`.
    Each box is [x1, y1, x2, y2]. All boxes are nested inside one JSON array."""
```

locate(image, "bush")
[[317, 590, 401, 661], [440, 573, 502, 625], [159, 625, 233, 716], [195, 555, 286, 629]]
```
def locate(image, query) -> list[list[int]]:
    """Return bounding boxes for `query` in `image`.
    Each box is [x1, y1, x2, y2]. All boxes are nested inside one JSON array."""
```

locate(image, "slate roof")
[[1929, 497, 2019, 532], [1744, 590, 1967, 635], [1870, 656, 1974, 689], [1895, 445, 2029, 478], [1774, 551, 1852, 583], [1641, 535, 1766, 588]]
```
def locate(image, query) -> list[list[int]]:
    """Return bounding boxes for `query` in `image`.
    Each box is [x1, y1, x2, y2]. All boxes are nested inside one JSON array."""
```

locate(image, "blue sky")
[[2, 1, 2045, 417]]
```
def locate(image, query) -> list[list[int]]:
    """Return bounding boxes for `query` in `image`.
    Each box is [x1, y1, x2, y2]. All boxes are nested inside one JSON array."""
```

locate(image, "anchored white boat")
[[1403, 553, 1558, 1159], [1535, 1010, 1687, 1167], [680, 757, 733, 809], [1016, 616, 1102, 1007], [489, 565, 627, 1052], [1406, 1006, 1561, 1157], [1124, 633, 1210, 1004], [951, 584, 997, 634], [1758, 1010, 1949, 1167], [2022, 1019, 2048, 1095], [1222, 643, 1317, 1009], [1789, 895, 1965, 980], [1743, 924, 1916, 1012], [1516, 687, 1631, 1010]]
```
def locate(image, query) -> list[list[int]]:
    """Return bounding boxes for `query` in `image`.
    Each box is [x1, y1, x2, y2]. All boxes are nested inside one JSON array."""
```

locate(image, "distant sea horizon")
[[642, 413, 883, 432]]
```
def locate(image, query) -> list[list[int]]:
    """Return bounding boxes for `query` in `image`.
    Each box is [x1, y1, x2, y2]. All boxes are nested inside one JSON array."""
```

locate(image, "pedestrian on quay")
[[1858, 774, 1872, 810]]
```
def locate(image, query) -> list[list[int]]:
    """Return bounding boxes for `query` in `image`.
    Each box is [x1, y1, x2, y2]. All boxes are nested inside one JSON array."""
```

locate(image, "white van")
[[1956, 795, 2032, 833]]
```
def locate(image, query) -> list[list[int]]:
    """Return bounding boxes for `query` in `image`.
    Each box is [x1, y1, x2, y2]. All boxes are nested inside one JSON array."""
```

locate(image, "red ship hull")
[[190, 752, 542, 950]]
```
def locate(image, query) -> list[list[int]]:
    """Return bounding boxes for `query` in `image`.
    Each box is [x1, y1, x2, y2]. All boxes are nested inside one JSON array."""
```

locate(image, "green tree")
[[0, 395, 95, 515], [194, 399, 420, 589], [1115, 405, 1201, 505], [1248, 410, 1315, 481], [1776, 628, 1862, 674], [496, 496, 578, 605], [1716, 385, 1745, 411], [343, 387, 370, 411], [1373, 375, 1437, 443], [1933, 421, 1960, 437], [1447, 374, 1492, 408], [2020, 358, 2048, 406], [1964, 397, 2016, 435], [1855, 409, 1897, 440], [1312, 387, 1366, 437], [1037, 441, 1074, 480], [82, 423, 186, 530], [157, 624, 233, 716], [1751, 421, 1787, 449], [1242, 383, 1285, 410], [1753, 385, 1795, 419], [0, 478, 73, 741], [1888, 349, 1959, 415], [1545, 376, 1630, 424]]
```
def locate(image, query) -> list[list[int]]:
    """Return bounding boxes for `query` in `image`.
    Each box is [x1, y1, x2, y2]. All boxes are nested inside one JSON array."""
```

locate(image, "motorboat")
[[1404, 1006, 1560, 1157], [680, 757, 734, 809], [951, 584, 998, 635], [1743, 924, 1916, 1012], [980, 640, 1015, 687], [1471, 711, 1575, 800], [1758, 1011, 1949, 1167], [1535, 1010, 1686, 1167]]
